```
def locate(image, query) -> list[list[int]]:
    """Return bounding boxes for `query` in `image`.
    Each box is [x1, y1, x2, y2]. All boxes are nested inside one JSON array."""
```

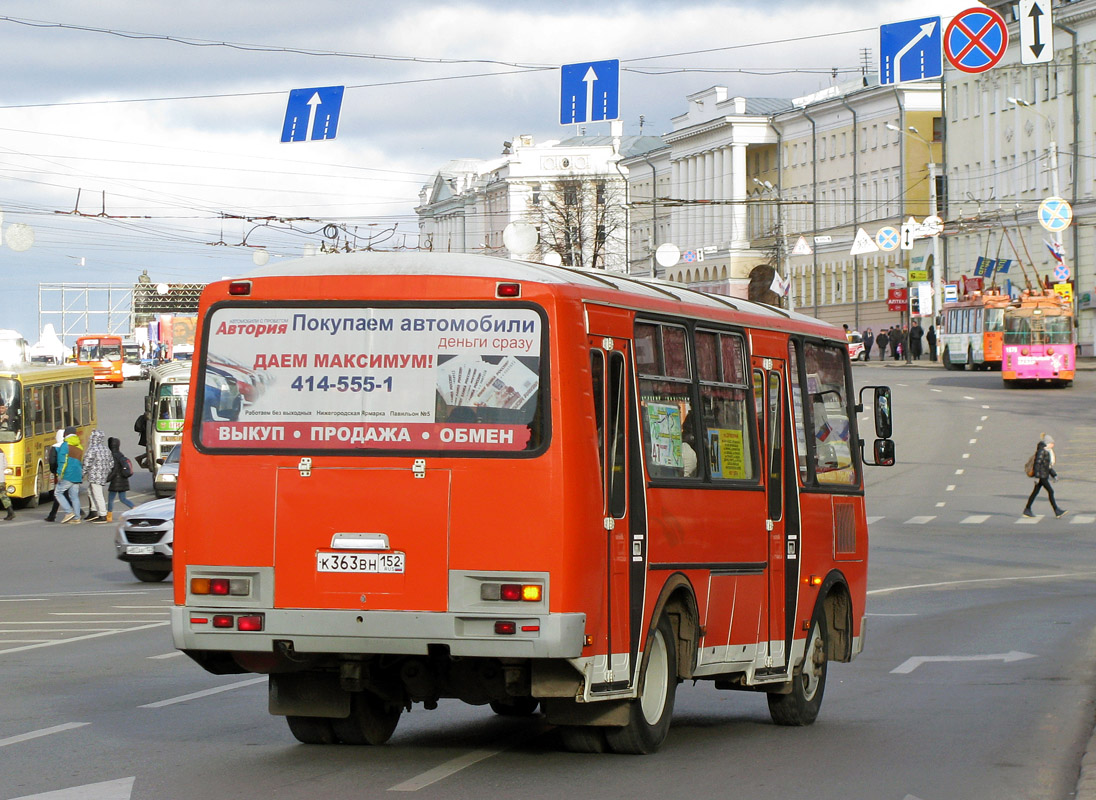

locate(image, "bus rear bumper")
[[170, 606, 586, 661]]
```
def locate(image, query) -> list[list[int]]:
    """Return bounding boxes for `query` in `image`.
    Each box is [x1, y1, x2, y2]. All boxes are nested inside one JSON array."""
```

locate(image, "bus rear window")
[[197, 305, 545, 454]]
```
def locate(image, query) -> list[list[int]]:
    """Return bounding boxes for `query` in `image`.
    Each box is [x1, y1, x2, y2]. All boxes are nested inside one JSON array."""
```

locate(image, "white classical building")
[[945, 0, 1096, 355], [416, 133, 663, 271], [621, 82, 942, 329]]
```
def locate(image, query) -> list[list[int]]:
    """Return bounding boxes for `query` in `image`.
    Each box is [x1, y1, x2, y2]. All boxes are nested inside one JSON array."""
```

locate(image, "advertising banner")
[[199, 306, 543, 452]]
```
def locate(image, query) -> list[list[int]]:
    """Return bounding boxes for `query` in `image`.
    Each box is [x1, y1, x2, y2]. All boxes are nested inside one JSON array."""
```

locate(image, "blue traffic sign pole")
[[559, 60, 620, 125], [282, 86, 345, 143]]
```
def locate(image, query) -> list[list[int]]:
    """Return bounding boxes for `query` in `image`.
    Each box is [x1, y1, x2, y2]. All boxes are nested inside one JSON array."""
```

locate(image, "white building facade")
[[416, 134, 662, 271], [945, 0, 1096, 355]]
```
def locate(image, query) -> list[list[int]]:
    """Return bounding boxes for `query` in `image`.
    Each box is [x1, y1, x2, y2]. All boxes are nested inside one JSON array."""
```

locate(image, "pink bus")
[[1002, 291, 1075, 387]]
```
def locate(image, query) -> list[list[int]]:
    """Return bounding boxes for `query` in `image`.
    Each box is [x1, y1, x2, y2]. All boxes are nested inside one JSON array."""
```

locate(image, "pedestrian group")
[[46, 426, 135, 524]]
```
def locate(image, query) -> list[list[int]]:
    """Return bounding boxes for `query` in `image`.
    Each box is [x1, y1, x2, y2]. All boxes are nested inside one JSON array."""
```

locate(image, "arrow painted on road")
[[11, 777, 134, 800], [1028, 1, 1045, 58], [891, 650, 1036, 674]]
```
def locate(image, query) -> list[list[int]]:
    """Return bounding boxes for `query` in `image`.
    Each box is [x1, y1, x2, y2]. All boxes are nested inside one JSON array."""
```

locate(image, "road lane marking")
[[935, 502, 946, 507], [869, 570, 1096, 596], [963, 396, 975, 400], [0, 722, 89, 749], [905, 516, 935, 524], [389, 749, 505, 791], [148, 651, 185, 660], [981, 415, 988, 420], [1016, 515, 1042, 524], [866, 516, 884, 524], [961, 515, 990, 524], [955, 469, 964, 475], [49, 612, 169, 616], [968, 439, 977, 444], [0, 621, 169, 654], [962, 453, 970, 459], [1072, 515, 1096, 524], [946, 485, 956, 492], [975, 425, 983, 431], [140, 676, 266, 708]]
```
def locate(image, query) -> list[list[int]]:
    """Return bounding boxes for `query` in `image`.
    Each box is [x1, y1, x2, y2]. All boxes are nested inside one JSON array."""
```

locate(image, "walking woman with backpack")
[[100, 437, 135, 523], [1023, 434, 1067, 518]]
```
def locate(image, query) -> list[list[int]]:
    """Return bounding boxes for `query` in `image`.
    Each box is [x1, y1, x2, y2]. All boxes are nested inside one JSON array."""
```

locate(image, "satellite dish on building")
[[156, 283, 170, 296], [655, 243, 680, 268], [542, 252, 563, 267], [503, 222, 538, 255], [4, 223, 34, 252]]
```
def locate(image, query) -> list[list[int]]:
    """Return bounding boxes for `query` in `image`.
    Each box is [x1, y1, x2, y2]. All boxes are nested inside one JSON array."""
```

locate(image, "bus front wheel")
[[604, 614, 677, 754], [25, 466, 41, 508], [942, 347, 962, 371], [767, 608, 828, 726]]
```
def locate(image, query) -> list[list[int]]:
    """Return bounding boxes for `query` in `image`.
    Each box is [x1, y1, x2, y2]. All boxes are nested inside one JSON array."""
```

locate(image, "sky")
[[0, 0, 980, 343]]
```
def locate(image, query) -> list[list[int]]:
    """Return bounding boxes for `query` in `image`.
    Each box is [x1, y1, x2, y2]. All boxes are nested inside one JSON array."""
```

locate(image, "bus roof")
[[150, 361, 192, 383], [236, 252, 839, 339], [0, 363, 94, 382]]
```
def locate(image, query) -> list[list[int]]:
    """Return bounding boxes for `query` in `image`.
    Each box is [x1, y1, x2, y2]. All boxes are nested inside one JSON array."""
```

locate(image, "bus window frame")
[[189, 298, 553, 460], [636, 316, 760, 488], [787, 336, 862, 494]]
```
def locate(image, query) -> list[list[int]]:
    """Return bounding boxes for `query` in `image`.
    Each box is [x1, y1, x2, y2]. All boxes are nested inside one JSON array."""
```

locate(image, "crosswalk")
[[867, 514, 1095, 526]]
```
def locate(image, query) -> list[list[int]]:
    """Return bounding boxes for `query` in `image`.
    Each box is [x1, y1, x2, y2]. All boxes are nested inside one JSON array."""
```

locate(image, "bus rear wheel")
[[130, 564, 171, 582], [331, 690, 402, 745], [489, 697, 540, 716], [942, 347, 962, 371], [604, 615, 677, 755], [767, 608, 828, 726], [286, 715, 337, 745]]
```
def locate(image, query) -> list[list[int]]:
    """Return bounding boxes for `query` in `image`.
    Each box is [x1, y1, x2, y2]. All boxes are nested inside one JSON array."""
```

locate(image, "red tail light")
[[236, 615, 264, 632], [494, 621, 516, 635]]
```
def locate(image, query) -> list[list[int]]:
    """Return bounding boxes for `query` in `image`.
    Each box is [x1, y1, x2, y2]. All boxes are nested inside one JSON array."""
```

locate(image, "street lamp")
[[887, 122, 942, 329], [753, 178, 793, 311]]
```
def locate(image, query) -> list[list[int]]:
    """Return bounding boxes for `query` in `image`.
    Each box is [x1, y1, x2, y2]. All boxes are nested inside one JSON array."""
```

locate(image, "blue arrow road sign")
[[281, 86, 345, 143], [560, 60, 619, 125], [880, 17, 942, 85]]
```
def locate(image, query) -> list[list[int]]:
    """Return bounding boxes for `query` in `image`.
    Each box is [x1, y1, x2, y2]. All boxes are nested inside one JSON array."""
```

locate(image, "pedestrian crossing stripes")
[[866, 514, 1095, 526]]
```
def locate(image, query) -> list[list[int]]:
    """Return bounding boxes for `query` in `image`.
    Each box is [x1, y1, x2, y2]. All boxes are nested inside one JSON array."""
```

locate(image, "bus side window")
[[636, 321, 693, 480], [696, 330, 755, 481]]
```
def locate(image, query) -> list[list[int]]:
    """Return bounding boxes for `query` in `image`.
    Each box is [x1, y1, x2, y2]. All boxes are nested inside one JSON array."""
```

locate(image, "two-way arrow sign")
[[1020, 0, 1053, 64]]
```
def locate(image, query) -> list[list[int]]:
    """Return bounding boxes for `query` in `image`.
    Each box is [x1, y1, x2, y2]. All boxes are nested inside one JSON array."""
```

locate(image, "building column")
[[670, 158, 682, 251], [729, 143, 748, 249], [686, 156, 697, 249], [712, 148, 724, 245]]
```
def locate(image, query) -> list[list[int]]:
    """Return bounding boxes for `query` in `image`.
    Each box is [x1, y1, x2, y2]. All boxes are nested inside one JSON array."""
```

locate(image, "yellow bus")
[[0, 364, 96, 506]]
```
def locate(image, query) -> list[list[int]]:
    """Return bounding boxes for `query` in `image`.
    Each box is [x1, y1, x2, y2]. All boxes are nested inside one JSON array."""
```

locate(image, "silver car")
[[154, 443, 181, 498], [114, 497, 174, 582]]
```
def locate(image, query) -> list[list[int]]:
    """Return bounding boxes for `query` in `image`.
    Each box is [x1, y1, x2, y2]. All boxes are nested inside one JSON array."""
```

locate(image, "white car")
[[154, 443, 181, 498], [114, 497, 174, 582]]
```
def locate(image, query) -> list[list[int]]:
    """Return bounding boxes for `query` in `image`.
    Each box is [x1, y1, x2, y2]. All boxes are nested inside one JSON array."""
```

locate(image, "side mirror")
[[873, 438, 896, 466], [156, 458, 165, 465], [874, 387, 892, 439]]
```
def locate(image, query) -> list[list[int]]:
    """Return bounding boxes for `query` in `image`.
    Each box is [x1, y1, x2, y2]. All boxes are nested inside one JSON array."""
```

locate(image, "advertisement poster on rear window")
[[200, 306, 543, 452]]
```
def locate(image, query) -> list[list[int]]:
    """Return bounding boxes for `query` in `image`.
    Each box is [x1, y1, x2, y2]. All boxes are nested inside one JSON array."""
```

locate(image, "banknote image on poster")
[[198, 306, 543, 452]]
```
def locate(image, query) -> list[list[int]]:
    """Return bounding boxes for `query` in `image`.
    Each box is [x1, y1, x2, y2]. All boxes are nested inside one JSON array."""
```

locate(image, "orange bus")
[[170, 252, 893, 754], [939, 290, 1010, 370], [75, 334, 124, 386]]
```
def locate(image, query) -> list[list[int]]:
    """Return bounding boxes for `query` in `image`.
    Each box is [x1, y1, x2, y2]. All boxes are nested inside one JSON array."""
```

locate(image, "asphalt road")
[[1, 371, 1094, 800]]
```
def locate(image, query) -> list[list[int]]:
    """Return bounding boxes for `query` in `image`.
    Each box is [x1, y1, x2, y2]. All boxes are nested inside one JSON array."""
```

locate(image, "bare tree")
[[524, 176, 626, 270]]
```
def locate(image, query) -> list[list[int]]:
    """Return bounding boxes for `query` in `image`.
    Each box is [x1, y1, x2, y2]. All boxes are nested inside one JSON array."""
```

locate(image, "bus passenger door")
[[589, 336, 634, 690], [758, 361, 794, 670]]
